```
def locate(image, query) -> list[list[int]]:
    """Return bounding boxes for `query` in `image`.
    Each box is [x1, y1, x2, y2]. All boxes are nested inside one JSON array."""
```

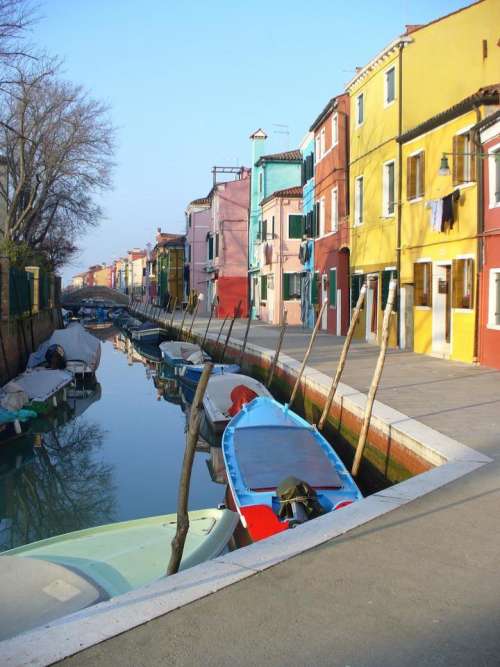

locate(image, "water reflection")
[[0, 420, 115, 551]]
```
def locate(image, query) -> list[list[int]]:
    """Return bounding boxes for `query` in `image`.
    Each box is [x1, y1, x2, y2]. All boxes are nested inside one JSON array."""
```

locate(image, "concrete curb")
[[0, 321, 492, 666]]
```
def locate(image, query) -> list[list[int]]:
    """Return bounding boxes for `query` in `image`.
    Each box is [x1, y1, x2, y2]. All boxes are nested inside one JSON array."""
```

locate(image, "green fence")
[[39, 270, 50, 309], [9, 267, 33, 317]]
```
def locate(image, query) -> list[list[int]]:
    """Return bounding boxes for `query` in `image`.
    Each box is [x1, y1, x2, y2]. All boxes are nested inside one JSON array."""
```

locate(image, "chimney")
[[249, 128, 267, 167], [405, 24, 422, 34]]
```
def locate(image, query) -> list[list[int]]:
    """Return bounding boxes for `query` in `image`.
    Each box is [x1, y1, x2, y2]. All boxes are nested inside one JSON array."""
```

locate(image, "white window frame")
[[488, 142, 500, 209], [488, 267, 500, 329], [384, 65, 396, 107], [455, 126, 474, 185], [320, 128, 326, 159], [356, 93, 364, 128], [332, 113, 338, 147], [331, 186, 339, 233], [284, 271, 301, 301], [354, 176, 363, 226], [315, 135, 321, 161], [319, 196, 326, 236], [382, 159, 396, 217]]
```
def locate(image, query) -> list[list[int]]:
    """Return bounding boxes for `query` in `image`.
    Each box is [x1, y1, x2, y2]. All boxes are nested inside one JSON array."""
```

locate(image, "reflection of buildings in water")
[[113, 334, 127, 352], [0, 419, 116, 552], [67, 382, 102, 418], [206, 446, 227, 484]]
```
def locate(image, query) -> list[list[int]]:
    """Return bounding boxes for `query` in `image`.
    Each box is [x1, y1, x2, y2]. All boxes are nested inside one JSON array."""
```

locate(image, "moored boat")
[[0, 507, 238, 640], [222, 397, 362, 542], [27, 322, 101, 375], [131, 322, 168, 344], [178, 363, 240, 389], [202, 373, 271, 434], [159, 341, 208, 367]]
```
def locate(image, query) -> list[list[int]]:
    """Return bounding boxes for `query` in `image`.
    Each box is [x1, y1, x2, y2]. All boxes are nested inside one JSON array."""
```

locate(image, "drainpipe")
[[396, 41, 404, 348], [472, 105, 484, 364]]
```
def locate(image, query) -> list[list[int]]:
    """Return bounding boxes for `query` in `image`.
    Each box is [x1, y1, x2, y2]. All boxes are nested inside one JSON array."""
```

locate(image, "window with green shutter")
[[288, 215, 303, 239], [208, 236, 214, 260], [215, 233, 219, 257], [283, 272, 290, 300], [283, 273, 301, 300], [329, 269, 337, 307], [381, 270, 398, 310], [261, 275, 267, 301], [262, 219, 267, 240], [311, 272, 319, 304]]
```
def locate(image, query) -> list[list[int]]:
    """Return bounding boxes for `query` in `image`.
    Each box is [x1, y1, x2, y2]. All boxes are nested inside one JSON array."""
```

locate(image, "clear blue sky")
[[35, 0, 469, 283]]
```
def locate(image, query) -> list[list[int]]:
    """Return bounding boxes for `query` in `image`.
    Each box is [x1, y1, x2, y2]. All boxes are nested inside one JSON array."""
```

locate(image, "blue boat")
[[131, 322, 168, 344], [222, 397, 362, 542], [179, 363, 240, 388]]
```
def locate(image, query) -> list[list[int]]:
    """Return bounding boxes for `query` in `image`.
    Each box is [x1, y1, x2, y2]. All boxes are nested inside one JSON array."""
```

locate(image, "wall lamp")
[[439, 151, 499, 176]]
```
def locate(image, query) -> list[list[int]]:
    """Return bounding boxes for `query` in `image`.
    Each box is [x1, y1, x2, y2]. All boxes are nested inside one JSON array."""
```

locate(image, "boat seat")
[[0, 556, 108, 641]]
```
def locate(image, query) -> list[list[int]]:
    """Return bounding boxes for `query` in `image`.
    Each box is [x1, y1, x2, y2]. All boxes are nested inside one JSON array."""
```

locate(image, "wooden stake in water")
[[187, 293, 203, 341], [318, 283, 367, 431], [169, 297, 178, 328], [267, 309, 287, 388], [221, 301, 242, 363], [289, 298, 328, 407], [167, 362, 213, 575], [215, 315, 228, 353], [238, 301, 253, 367], [352, 279, 397, 477], [201, 299, 216, 349], [179, 301, 189, 336]]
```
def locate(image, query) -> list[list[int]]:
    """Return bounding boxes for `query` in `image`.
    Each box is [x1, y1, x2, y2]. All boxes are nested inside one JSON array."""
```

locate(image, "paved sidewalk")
[[63, 319, 500, 666]]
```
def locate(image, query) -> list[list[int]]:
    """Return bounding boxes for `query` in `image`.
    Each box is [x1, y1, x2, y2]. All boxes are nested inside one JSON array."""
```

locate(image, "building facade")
[[206, 169, 250, 318], [478, 112, 500, 369], [248, 129, 302, 319], [258, 186, 303, 326], [300, 132, 315, 329], [311, 94, 350, 335], [185, 197, 210, 314]]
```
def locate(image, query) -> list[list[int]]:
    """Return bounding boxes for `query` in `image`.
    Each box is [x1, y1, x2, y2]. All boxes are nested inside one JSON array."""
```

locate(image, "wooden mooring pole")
[[187, 294, 203, 341], [221, 301, 242, 363], [178, 301, 189, 337], [351, 279, 397, 477], [215, 315, 228, 353], [167, 362, 213, 575], [318, 283, 367, 430], [201, 299, 216, 349], [169, 297, 178, 329], [267, 309, 287, 388], [289, 299, 328, 406], [238, 301, 253, 367]]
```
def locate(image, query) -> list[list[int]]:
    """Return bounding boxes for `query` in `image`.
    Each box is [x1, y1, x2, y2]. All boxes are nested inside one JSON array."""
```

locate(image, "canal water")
[[0, 329, 225, 552]]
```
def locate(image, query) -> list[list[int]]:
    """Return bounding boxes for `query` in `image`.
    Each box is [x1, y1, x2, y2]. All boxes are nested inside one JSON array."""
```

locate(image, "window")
[[331, 187, 339, 233], [356, 93, 364, 126], [188, 213, 192, 228], [259, 171, 263, 193], [453, 132, 476, 185], [488, 269, 500, 327], [381, 270, 398, 309], [283, 272, 301, 300], [260, 275, 267, 302], [407, 151, 425, 200], [187, 244, 191, 263], [355, 176, 363, 225], [320, 128, 326, 158], [329, 269, 337, 307], [318, 197, 325, 236], [414, 262, 432, 307], [315, 135, 321, 160], [208, 236, 214, 261], [288, 214, 303, 239], [351, 274, 364, 310], [311, 272, 319, 305], [261, 219, 267, 241], [385, 66, 395, 105], [452, 258, 474, 309], [383, 160, 395, 216], [332, 113, 338, 147], [489, 146, 500, 208]]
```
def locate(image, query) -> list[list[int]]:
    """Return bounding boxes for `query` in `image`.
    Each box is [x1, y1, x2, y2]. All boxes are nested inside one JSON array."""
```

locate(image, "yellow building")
[[346, 0, 500, 354]]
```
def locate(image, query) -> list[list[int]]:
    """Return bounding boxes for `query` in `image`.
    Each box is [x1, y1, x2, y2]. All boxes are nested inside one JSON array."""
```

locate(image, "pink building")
[[185, 197, 211, 314], [258, 186, 303, 326], [206, 169, 250, 318]]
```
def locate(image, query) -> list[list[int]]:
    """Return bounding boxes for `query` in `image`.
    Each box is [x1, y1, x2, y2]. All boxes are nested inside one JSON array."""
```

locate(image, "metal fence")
[[9, 266, 33, 317]]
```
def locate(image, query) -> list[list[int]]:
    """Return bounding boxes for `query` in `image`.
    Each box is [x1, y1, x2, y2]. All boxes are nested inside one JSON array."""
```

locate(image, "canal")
[[0, 329, 225, 552]]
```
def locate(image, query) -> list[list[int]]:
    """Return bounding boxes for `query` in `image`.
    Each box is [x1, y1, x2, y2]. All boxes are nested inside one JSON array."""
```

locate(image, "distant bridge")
[[61, 286, 130, 309]]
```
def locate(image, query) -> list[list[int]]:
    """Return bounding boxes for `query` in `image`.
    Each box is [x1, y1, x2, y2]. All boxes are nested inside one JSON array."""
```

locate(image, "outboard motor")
[[45, 344, 66, 370], [277, 475, 325, 525]]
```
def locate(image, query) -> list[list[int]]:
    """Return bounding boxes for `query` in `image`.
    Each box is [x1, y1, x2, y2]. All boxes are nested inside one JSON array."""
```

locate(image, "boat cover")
[[2, 369, 73, 402], [0, 381, 28, 411], [160, 341, 203, 362], [0, 406, 37, 424], [233, 423, 342, 491], [0, 556, 106, 641], [27, 322, 101, 372]]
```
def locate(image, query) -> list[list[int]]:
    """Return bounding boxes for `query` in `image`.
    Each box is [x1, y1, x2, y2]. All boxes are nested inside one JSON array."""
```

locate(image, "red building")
[[478, 111, 500, 369], [311, 94, 350, 335]]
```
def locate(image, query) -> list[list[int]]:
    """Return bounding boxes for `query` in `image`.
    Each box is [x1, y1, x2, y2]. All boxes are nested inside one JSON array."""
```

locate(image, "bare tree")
[[0, 57, 115, 268], [0, 0, 36, 66]]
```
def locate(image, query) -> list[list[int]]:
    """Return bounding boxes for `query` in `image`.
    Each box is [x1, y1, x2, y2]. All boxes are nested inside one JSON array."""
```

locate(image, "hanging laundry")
[[427, 199, 443, 232], [442, 189, 461, 230]]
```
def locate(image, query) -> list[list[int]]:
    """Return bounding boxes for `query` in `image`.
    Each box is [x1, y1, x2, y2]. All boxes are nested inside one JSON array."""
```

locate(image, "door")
[[365, 274, 378, 342], [321, 274, 328, 330], [432, 263, 451, 356]]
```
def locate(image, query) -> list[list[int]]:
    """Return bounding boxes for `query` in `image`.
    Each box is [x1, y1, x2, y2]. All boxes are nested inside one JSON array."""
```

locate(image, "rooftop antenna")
[[272, 123, 290, 150]]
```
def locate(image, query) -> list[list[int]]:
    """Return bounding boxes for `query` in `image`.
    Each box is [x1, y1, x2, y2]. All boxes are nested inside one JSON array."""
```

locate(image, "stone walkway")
[[62, 318, 500, 666]]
